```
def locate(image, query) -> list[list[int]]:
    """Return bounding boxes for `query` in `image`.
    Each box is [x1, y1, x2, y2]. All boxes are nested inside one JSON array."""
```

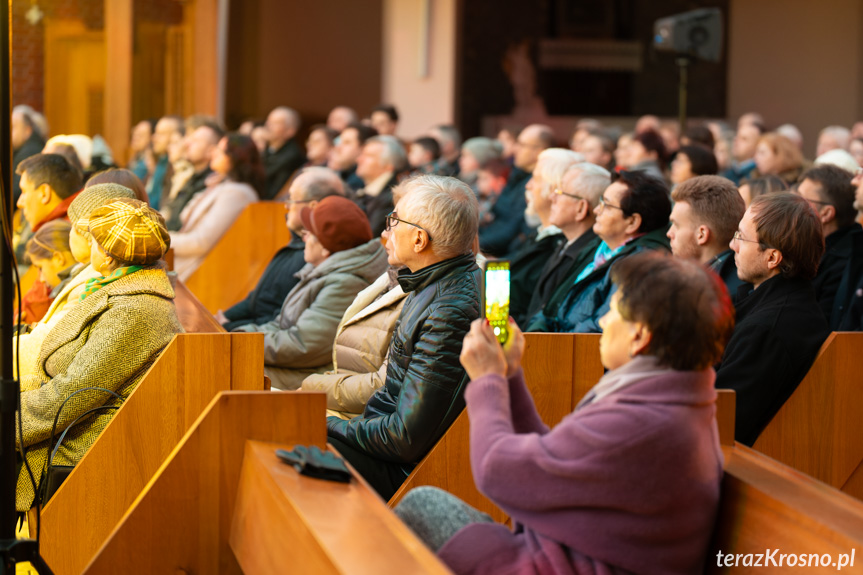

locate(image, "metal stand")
[[676, 55, 691, 133], [0, 1, 53, 572]]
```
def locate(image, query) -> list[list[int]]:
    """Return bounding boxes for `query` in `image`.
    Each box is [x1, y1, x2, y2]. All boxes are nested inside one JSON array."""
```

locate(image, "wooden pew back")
[[707, 444, 863, 573], [389, 333, 736, 523], [174, 279, 225, 333], [753, 332, 863, 500], [185, 201, 292, 314], [230, 441, 452, 575], [83, 392, 327, 574], [40, 333, 266, 575]]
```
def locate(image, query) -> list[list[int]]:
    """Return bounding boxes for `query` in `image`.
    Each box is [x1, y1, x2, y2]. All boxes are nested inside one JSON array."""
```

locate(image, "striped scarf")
[[79, 266, 143, 301]]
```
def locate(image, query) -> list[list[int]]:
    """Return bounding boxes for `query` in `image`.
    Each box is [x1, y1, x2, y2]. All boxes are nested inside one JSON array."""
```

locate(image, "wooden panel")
[[707, 444, 863, 574], [569, 333, 604, 410], [190, 0, 220, 116], [44, 19, 106, 138], [104, 0, 132, 165], [231, 441, 452, 575], [174, 279, 225, 333], [40, 333, 264, 575], [82, 392, 327, 574], [716, 389, 736, 448], [841, 459, 863, 500], [186, 202, 293, 314], [521, 333, 577, 425], [754, 333, 863, 495]]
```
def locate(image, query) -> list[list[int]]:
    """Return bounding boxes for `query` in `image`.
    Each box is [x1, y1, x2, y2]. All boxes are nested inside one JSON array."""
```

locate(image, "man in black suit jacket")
[[716, 193, 829, 446], [668, 175, 750, 302]]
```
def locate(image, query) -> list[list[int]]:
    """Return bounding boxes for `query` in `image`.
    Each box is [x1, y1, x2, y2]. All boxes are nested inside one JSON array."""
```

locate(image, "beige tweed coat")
[[16, 268, 183, 510]]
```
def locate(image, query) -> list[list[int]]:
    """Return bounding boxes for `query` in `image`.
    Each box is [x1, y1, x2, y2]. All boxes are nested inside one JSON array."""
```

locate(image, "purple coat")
[[437, 362, 723, 575]]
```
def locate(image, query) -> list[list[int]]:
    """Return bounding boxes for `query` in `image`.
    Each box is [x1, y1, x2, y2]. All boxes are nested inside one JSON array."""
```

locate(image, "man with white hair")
[[354, 135, 407, 236], [263, 106, 305, 199], [508, 148, 581, 326], [327, 174, 481, 499], [524, 162, 608, 322], [480, 123, 554, 256], [817, 125, 852, 158]]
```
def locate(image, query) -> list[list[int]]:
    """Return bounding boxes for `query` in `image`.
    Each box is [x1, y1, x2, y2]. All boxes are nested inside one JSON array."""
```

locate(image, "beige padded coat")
[[302, 271, 407, 419], [16, 268, 183, 510]]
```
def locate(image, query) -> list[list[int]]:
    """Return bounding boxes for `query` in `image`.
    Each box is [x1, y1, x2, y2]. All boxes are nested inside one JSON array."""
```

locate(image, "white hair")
[[272, 106, 301, 131], [534, 148, 584, 199], [776, 124, 803, 149], [399, 174, 478, 258], [820, 125, 851, 150], [368, 135, 407, 172], [562, 162, 612, 209]]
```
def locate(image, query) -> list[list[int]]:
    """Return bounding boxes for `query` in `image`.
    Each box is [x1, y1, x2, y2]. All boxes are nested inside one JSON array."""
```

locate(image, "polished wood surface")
[[175, 279, 225, 333], [707, 444, 863, 574], [753, 332, 863, 499], [231, 440, 452, 575], [40, 333, 265, 575], [163, 248, 175, 271], [185, 202, 293, 314], [389, 334, 736, 519], [83, 392, 327, 574]]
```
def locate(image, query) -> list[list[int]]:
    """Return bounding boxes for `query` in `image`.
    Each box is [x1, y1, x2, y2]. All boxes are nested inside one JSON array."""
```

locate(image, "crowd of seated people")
[[13, 100, 863, 571]]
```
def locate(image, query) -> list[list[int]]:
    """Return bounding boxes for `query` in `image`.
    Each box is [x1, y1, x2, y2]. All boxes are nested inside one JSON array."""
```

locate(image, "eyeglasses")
[[798, 195, 833, 207], [554, 188, 587, 201], [386, 212, 433, 242], [732, 230, 760, 244], [285, 199, 312, 207], [598, 195, 623, 211]]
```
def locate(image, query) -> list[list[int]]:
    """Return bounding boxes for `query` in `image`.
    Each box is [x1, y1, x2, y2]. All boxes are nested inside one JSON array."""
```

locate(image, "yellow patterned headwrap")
[[88, 198, 170, 265]]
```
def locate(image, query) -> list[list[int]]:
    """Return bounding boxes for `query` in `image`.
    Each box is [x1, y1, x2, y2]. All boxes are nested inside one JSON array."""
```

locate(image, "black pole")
[[0, 4, 52, 573], [676, 55, 690, 133], [0, 0, 16, 539]]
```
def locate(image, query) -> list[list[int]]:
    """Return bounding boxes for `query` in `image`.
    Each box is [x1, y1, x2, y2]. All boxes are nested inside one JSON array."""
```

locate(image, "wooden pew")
[[80, 391, 449, 574], [707, 443, 863, 573], [38, 333, 266, 575], [185, 201, 292, 314], [388, 333, 737, 523], [174, 279, 225, 333], [753, 332, 863, 500], [230, 441, 452, 574]]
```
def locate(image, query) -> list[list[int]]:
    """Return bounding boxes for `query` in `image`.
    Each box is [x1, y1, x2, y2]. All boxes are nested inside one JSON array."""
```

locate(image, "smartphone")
[[481, 260, 511, 344]]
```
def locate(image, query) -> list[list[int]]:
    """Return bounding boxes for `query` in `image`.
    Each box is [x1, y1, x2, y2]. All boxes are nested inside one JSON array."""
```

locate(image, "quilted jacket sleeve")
[[327, 294, 475, 463]]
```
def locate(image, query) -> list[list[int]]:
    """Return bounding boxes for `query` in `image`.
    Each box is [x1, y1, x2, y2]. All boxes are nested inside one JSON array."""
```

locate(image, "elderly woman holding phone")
[[396, 251, 734, 575]]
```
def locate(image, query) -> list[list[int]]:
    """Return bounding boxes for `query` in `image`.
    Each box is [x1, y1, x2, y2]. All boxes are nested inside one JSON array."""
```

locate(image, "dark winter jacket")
[[326, 252, 481, 477], [716, 275, 829, 446]]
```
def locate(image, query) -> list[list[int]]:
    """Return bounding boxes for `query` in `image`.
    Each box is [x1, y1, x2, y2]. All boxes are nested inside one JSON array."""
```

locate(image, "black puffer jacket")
[[327, 252, 481, 472]]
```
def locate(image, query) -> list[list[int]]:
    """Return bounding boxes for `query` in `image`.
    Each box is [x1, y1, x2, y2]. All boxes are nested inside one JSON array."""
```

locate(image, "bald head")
[[285, 167, 345, 232], [514, 124, 554, 172], [327, 106, 358, 133], [267, 106, 301, 149]]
